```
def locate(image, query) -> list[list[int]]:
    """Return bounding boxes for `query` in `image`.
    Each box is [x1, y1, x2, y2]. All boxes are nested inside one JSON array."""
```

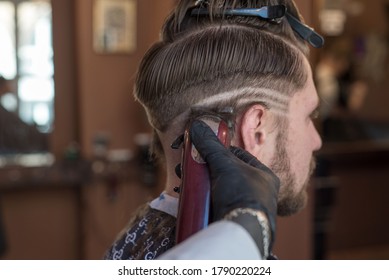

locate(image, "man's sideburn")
[[269, 123, 312, 217]]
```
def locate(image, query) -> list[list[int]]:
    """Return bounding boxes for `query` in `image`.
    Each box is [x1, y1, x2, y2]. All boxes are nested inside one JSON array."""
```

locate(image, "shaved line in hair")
[[194, 87, 291, 116]]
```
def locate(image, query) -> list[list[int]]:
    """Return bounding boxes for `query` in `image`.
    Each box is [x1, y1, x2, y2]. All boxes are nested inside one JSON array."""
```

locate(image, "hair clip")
[[285, 12, 324, 48], [192, 5, 286, 21], [191, 5, 324, 48]]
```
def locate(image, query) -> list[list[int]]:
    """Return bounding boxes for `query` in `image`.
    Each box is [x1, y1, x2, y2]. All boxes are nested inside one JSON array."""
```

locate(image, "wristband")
[[224, 208, 271, 259]]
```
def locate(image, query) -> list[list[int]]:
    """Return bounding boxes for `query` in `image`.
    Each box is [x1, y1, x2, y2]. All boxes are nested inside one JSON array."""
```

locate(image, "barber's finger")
[[189, 120, 227, 160], [229, 146, 281, 191], [229, 146, 263, 168], [230, 146, 274, 173]]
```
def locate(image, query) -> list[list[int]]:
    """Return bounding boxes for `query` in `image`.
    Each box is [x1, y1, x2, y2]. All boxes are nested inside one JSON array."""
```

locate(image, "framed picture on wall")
[[93, 0, 137, 54]]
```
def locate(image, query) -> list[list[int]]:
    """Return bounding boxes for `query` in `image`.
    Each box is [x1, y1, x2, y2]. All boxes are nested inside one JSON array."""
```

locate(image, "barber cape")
[[104, 192, 276, 260], [104, 193, 178, 260]]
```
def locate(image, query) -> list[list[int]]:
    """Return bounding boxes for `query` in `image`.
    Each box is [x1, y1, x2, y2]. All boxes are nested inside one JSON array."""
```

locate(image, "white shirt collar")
[[149, 191, 179, 218]]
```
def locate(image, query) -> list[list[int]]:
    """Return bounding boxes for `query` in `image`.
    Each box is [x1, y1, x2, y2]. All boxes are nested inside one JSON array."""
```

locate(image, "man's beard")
[[270, 129, 316, 217]]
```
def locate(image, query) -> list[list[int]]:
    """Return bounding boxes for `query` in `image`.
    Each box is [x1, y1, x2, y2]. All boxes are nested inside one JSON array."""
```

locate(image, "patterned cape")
[[104, 204, 176, 260]]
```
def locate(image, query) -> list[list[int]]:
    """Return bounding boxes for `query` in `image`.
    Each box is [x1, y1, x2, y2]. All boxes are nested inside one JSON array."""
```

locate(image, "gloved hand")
[[190, 119, 280, 257]]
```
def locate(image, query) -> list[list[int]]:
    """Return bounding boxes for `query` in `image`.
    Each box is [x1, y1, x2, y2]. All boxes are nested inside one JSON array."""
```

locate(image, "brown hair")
[[134, 0, 310, 157]]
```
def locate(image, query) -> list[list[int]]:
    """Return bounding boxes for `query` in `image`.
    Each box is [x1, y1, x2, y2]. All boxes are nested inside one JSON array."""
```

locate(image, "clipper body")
[[176, 118, 230, 244]]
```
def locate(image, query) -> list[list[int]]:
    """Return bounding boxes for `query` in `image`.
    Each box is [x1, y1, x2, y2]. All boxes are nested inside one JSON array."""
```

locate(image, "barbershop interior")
[[0, 0, 388, 260]]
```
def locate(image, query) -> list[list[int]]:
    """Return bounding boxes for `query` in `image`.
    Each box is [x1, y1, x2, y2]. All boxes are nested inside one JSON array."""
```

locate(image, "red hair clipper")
[[176, 117, 230, 244]]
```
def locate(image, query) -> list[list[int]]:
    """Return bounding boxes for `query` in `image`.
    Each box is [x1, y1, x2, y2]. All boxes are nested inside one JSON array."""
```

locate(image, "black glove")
[[190, 120, 280, 257]]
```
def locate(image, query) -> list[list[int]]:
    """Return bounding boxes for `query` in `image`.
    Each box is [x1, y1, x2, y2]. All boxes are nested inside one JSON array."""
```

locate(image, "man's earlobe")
[[239, 104, 267, 154]]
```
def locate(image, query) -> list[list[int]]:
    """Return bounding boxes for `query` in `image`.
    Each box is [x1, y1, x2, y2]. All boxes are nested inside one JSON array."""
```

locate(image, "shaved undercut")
[[134, 0, 310, 158]]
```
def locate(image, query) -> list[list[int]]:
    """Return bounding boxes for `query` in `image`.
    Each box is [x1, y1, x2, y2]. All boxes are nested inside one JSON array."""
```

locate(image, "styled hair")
[[134, 0, 310, 157]]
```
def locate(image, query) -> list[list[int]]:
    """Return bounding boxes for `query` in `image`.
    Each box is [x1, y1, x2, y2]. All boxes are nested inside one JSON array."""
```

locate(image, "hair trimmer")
[[176, 116, 230, 244]]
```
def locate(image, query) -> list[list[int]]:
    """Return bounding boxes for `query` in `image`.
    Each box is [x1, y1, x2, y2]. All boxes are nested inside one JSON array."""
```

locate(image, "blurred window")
[[0, 0, 54, 133]]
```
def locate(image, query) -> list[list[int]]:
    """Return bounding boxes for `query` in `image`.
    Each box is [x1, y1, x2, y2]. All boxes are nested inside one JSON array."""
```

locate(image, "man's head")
[[134, 0, 322, 215]]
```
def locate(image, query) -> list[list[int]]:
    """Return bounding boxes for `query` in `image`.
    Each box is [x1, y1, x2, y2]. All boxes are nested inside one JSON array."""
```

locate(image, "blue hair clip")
[[285, 12, 324, 48], [192, 5, 286, 21], [191, 5, 324, 48]]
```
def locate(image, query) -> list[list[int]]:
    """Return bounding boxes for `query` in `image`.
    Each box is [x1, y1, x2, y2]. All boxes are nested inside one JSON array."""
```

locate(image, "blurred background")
[[0, 0, 388, 260]]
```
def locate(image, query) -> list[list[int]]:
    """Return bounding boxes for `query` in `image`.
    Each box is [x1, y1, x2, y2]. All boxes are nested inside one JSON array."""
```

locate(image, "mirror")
[[0, 0, 53, 156]]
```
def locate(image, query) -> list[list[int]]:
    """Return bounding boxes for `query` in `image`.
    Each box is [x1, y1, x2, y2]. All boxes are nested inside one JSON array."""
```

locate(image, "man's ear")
[[237, 104, 267, 155]]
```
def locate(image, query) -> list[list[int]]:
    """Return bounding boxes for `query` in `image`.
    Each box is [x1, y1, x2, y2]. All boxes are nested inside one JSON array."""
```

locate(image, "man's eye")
[[310, 109, 319, 120]]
